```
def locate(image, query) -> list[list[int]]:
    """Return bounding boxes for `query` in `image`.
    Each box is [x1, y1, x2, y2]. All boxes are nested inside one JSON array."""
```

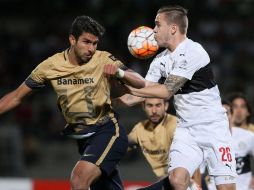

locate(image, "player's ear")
[[141, 101, 146, 111], [164, 101, 169, 111], [69, 35, 76, 45], [171, 24, 177, 34]]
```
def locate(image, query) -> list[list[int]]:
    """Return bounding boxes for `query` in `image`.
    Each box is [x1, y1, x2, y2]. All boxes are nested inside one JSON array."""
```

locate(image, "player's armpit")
[[0, 82, 33, 115], [111, 94, 144, 108], [164, 74, 188, 94]]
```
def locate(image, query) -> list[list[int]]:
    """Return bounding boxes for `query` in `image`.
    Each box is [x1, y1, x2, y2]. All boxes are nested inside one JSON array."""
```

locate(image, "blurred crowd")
[[0, 0, 253, 177]]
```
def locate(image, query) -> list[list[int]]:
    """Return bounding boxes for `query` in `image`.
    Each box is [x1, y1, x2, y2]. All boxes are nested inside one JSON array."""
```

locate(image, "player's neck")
[[68, 47, 82, 66], [167, 35, 187, 52], [234, 121, 248, 129]]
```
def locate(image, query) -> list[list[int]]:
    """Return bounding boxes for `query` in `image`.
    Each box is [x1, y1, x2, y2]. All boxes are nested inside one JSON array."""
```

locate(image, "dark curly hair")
[[69, 15, 105, 39], [227, 92, 252, 124]]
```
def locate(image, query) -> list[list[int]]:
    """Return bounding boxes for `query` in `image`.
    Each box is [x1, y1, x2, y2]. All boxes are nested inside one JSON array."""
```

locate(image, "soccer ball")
[[127, 26, 159, 59]]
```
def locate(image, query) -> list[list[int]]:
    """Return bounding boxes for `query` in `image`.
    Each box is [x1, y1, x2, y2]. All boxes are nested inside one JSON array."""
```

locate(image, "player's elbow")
[[161, 87, 172, 100], [134, 78, 146, 88]]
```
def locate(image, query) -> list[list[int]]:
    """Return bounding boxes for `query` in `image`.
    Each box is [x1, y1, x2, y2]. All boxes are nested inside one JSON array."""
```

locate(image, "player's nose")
[[153, 26, 157, 33], [88, 44, 96, 53]]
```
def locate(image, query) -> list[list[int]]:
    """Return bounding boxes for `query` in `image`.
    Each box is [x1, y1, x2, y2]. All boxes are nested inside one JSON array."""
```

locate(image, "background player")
[[227, 100, 254, 190], [128, 98, 177, 179], [0, 15, 145, 190], [126, 98, 201, 189], [229, 92, 254, 188], [208, 100, 254, 190]]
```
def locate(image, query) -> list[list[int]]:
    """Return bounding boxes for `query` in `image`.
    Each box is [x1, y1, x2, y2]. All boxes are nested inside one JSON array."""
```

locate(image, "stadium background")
[[0, 0, 253, 189]]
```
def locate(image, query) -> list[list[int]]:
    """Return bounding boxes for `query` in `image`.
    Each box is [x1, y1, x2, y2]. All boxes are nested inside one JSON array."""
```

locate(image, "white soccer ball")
[[127, 26, 159, 59]]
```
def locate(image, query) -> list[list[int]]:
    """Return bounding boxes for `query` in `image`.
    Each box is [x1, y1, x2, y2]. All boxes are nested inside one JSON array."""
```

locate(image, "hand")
[[103, 64, 118, 78]]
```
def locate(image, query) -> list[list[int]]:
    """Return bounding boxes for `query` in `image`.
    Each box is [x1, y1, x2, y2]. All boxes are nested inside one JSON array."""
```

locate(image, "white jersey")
[[232, 127, 254, 190], [145, 38, 226, 128]]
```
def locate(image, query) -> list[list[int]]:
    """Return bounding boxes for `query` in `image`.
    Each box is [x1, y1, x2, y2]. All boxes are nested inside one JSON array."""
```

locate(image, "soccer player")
[[0, 16, 145, 190], [228, 103, 254, 190], [107, 5, 237, 190], [126, 98, 201, 189], [208, 100, 254, 190], [227, 93, 254, 189], [128, 98, 177, 178]]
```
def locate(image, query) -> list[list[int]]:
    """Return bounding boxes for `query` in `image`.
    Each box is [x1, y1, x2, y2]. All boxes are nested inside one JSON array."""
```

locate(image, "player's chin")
[[155, 40, 162, 47], [150, 117, 160, 123], [81, 55, 92, 63]]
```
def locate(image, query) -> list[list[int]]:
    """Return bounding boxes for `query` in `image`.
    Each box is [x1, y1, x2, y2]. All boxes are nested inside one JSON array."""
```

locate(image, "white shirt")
[[232, 127, 254, 190], [145, 38, 226, 127]]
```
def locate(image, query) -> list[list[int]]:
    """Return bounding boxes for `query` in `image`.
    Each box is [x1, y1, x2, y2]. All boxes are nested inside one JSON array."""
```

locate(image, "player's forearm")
[[0, 83, 32, 115], [128, 84, 173, 99], [0, 91, 22, 114], [112, 94, 144, 108], [122, 70, 146, 88]]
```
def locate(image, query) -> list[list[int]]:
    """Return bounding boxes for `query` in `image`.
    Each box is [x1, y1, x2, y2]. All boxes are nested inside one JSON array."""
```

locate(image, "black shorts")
[[76, 116, 128, 182]]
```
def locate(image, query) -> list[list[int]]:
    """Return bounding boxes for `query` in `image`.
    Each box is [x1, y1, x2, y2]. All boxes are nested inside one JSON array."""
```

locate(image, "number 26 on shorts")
[[219, 147, 232, 162]]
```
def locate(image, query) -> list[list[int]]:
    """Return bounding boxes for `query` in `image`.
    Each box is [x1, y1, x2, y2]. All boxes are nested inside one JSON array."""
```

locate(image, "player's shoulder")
[[94, 50, 118, 61], [43, 50, 66, 66], [247, 123, 254, 133], [233, 126, 254, 137], [164, 114, 177, 126], [95, 50, 109, 57], [175, 39, 206, 57], [34, 51, 63, 70], [165, 113, 177, 121], [179, 39, 210, 65], [133, 119, 150, 130]]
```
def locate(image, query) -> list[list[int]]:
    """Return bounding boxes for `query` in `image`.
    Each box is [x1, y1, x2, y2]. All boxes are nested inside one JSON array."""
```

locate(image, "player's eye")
[[82, 40, 90, 44], [93, 41, 98, 46]]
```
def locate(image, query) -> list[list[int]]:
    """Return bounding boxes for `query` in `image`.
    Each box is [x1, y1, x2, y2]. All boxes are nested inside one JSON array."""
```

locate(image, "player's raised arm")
[[104, 64, 146, 88], [111, 94, 145, 108], [111, 80, 157, 108], [126, 74, 188, 99], [0, 83, 32, 115]]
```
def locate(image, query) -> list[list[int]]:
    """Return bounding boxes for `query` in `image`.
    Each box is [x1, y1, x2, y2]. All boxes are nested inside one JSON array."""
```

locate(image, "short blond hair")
[[158, 5, 188, 34]]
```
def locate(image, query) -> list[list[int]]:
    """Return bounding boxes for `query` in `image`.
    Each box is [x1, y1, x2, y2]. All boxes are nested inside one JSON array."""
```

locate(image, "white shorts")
[[168, 119, 237, 185]]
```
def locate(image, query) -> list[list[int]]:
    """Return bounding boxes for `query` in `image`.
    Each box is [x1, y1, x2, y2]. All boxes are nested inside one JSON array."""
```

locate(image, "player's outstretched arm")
[[104, 64, 145, 88], [121, 69, 146, 88], [111, 80, 157, 108], [0, 83, 32, 115], [112, 94, 145, 108], [126, 74, 188, 99]]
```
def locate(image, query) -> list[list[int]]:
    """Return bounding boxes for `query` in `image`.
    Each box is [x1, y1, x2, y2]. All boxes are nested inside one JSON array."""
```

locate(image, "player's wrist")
[[116, 68, 125, 78]]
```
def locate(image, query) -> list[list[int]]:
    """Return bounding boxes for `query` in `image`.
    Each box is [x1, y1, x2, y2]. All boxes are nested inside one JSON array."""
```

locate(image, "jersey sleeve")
[[25, 59, 52, 89], [128, 125, 139, 145], [145, 58, 162, 82], [170, 48, 210, 80], [104, 52, 128, 71]]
